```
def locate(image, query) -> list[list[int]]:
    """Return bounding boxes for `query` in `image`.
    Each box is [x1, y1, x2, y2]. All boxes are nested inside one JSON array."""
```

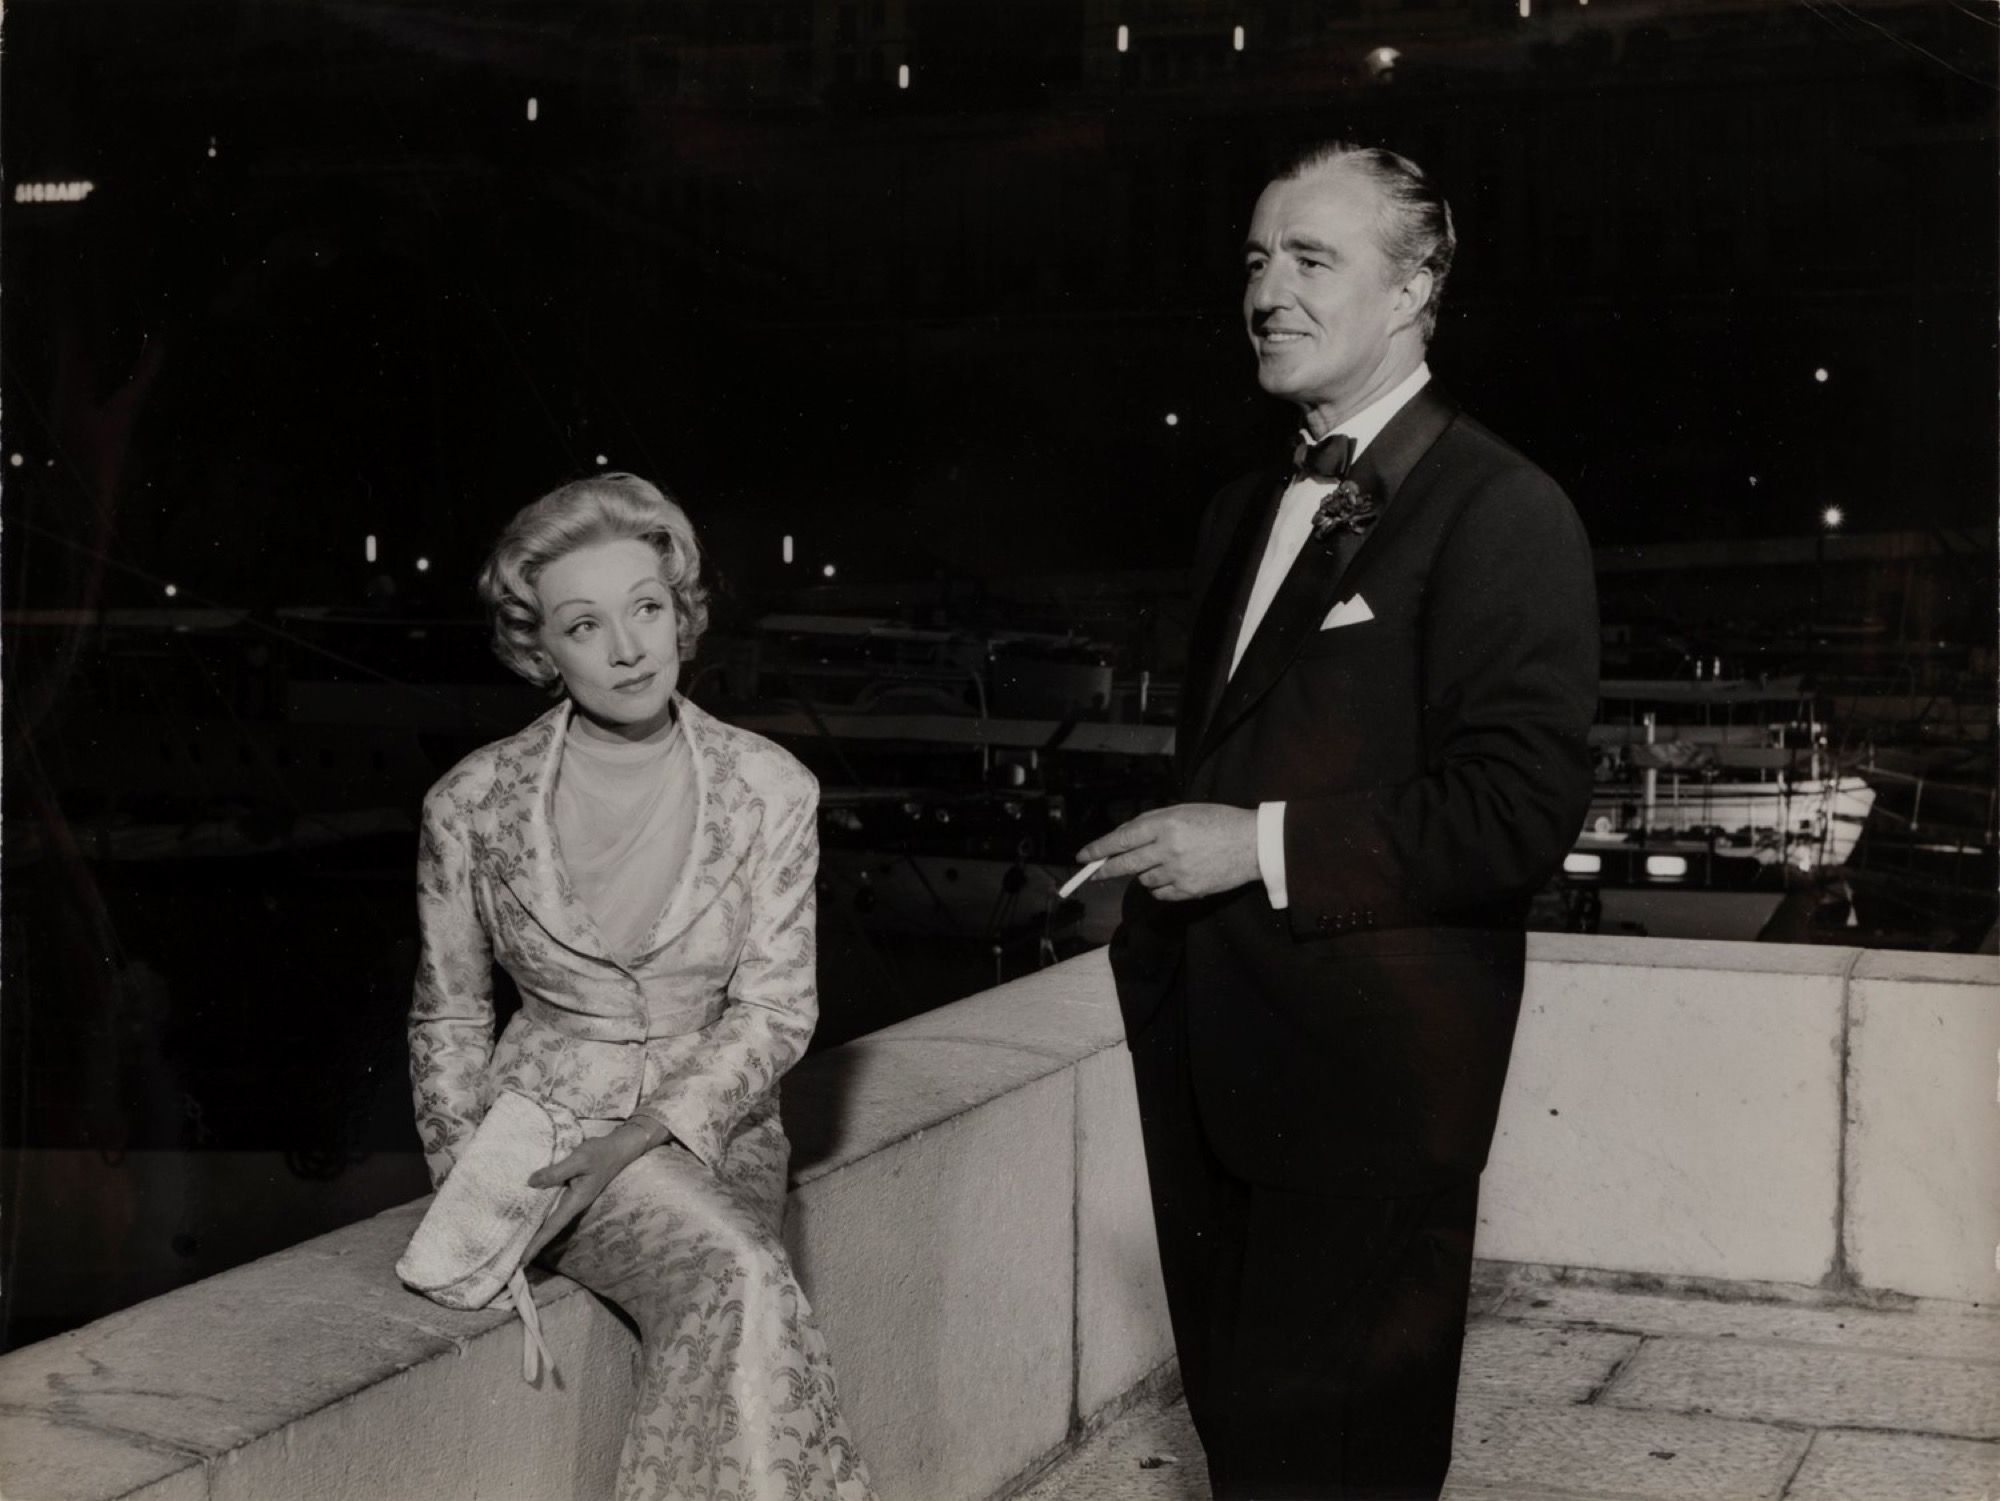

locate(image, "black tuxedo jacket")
[[1110, 383, 1599, 1196]]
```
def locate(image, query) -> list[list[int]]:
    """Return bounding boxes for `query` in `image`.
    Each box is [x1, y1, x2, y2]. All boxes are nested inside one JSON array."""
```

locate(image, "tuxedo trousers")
[[1128, 983, 1479, 1501]]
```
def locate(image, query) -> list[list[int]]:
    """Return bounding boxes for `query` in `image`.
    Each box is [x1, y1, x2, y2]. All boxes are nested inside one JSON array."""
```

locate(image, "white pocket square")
[[1320, 595, 1375, 630]]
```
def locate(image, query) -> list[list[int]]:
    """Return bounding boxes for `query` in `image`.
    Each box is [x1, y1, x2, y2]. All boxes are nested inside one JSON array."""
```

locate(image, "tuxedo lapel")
[[1177, 471, 1289, 782], [1190, 383, 1461, 771]]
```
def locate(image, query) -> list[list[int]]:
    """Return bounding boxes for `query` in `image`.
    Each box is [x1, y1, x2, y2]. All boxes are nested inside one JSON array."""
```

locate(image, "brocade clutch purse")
[[396, 1087, 583, 1380]]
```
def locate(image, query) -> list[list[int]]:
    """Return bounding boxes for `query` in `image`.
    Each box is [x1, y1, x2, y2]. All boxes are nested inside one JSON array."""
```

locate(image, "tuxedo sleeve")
[[1281, 468, 1598, 934]]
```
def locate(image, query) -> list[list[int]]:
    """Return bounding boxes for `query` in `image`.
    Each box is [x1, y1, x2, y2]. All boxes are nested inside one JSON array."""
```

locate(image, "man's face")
[[1242, 164, 1421, 420]]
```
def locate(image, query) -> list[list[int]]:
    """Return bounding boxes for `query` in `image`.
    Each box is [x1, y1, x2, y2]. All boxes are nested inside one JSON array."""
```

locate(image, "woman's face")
[[533, 537, 680, 741]]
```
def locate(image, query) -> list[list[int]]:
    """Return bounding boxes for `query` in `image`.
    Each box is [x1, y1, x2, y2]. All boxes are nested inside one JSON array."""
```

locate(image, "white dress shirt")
[[1230, 363, 1432, 909]]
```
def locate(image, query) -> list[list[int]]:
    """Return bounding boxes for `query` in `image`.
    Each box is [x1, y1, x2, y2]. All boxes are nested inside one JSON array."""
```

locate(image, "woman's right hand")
[[522, 1116, 670, 1263]]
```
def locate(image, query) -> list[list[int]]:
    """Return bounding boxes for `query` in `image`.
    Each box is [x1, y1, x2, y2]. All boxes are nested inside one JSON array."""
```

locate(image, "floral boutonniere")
[[1309, 479, 1380, 542]]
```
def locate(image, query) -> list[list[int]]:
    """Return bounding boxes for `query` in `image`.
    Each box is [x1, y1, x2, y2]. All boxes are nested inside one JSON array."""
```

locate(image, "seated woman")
[[408, 473, 873, 1501]]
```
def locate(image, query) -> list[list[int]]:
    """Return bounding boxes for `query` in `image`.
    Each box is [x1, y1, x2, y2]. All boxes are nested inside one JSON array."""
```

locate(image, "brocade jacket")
[[408, 695, 820, 1187]]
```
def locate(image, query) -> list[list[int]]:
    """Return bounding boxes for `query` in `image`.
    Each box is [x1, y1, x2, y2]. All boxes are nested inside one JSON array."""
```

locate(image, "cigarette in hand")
[[1058, 858, 1107, 899]]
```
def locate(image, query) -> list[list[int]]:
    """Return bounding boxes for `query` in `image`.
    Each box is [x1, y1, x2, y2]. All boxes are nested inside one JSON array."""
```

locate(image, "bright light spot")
[[1116, 24, 1129, 51], [1814, 367, 1829, 383], [1822, 505, 1845, 530], [595, 453, 609, 466], [822, 563, 837, 579], [164, 583, 179, 599], [1563, 852, 1603, 876], [7, 454, 21, 468], [207, 145, 218, 159], [898, 64, 910, 89], [365, 534, 378, 564], [1645, 854, 1689, 880], [1748, 475, 1759, 487], [527, 97, 539, 122], [415, 556, 431, 572], [782, 534, 795, 565], [1518, 0, 1530, 15], [1365, 46, 1401, 78], [14, 180, 95, 204], [1164, 412, 1179, 427], [1232, 25, 1245, 50]]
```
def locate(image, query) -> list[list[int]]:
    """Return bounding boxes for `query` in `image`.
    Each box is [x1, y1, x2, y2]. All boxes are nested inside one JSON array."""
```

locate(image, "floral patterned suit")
[[410, 695, 873, 1501]]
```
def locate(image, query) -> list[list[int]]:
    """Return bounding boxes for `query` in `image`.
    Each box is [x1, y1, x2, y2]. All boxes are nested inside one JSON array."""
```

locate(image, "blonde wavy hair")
[[477, 473, 710, 691]]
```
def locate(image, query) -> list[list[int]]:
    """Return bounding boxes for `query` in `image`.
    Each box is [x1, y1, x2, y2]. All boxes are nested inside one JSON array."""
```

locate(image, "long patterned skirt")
[[550, 1109, 874, 1501]]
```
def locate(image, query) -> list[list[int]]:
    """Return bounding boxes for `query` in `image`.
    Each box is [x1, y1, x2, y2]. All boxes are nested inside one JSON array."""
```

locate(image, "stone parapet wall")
[[2, 937, 1993, 1500], [1480, 936, 2000, 1304]]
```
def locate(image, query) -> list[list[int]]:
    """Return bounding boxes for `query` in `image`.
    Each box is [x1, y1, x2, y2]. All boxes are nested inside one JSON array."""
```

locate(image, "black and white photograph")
[[3, 3, 1996, 1499]]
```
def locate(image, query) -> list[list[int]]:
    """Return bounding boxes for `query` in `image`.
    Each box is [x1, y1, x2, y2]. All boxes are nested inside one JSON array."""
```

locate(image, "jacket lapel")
[[633, 696, 719, 955], [1177, 473, 1289, 782], [1189, 382, 1460, 771], [490, 700, 619, 964]]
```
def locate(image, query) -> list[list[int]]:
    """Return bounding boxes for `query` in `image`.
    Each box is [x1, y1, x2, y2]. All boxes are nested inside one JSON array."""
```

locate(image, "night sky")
[[5, 0, 1995, 618]]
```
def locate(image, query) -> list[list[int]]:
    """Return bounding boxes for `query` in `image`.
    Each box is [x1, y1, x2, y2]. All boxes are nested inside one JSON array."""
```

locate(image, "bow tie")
[[1292, 431, 1356, 480]]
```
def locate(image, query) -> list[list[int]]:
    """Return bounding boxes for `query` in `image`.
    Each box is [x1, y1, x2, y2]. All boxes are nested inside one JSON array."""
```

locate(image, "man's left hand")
[[1076, 803, 1261, 903]]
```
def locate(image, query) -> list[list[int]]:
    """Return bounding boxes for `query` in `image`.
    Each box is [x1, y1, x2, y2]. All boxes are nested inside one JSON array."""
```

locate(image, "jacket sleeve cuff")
[[629, 1099, 715, 1170], [1257, 800, 1290, 909]]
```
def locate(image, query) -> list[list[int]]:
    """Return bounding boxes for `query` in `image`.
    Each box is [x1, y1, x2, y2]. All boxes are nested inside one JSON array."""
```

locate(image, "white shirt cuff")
[[1256, 800, 1289, 909]]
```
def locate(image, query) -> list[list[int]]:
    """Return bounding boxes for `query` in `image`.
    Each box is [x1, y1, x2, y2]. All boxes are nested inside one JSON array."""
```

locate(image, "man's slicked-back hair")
[[477, 472, 710, 691], [1275, 141, 1456, 342]]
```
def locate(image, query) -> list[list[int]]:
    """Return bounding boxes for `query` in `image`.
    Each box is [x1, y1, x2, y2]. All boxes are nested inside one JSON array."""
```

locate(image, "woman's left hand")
[[522, 1117, 667, 1264]]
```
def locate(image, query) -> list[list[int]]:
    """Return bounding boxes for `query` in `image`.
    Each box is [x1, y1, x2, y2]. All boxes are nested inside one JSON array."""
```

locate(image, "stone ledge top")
[[786, 947, 1123, 1184], [1530, 931, 1997, 987], [1851, 946, 2000, 987], [0, 1202, 593, 1501]]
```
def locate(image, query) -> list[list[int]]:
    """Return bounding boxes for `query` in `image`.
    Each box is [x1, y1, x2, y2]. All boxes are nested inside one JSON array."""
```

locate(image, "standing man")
[[1078, 143, 1598, 1500]]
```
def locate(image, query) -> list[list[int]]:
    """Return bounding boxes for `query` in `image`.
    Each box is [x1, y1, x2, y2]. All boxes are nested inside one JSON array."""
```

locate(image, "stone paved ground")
[[1013, 1265, 2000, 1501]]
